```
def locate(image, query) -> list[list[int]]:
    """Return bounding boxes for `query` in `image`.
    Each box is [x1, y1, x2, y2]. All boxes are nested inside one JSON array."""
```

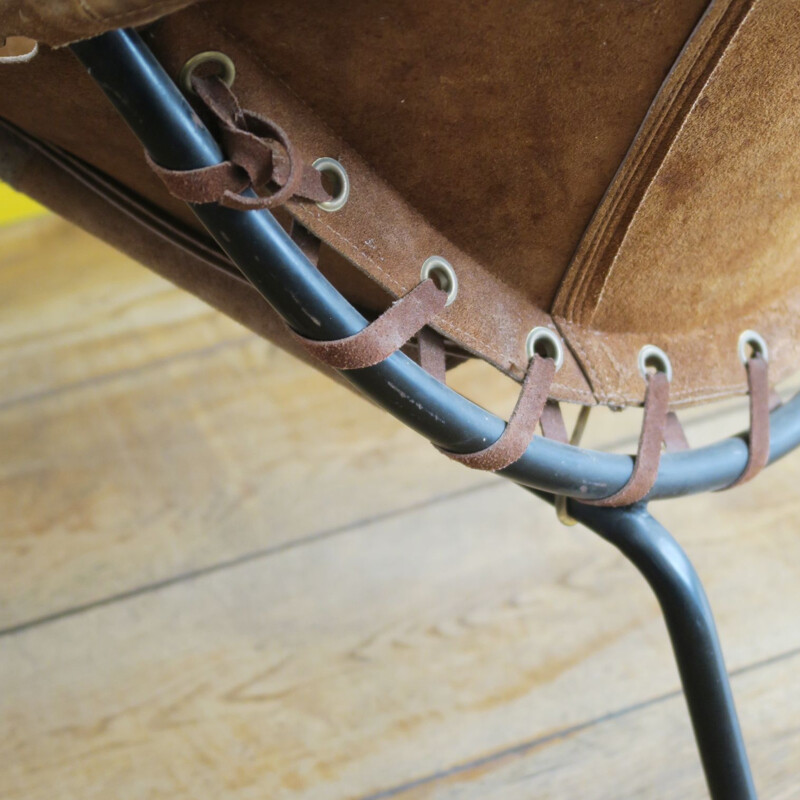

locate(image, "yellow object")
[[0, 182, 45, 225]]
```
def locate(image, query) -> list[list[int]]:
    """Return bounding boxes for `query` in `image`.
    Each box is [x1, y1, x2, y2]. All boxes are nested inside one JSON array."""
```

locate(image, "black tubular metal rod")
[[70, 29, 800, 502], [563, 499, 757, 799]]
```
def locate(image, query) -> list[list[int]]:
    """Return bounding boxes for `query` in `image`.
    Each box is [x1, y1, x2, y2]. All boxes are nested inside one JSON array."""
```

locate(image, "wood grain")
[[2, 470, 800, 800], [0, 217, 492, 629], [2, 216, 800, 799], [0, 217, 244, 405], [385, 651, 800, 799]]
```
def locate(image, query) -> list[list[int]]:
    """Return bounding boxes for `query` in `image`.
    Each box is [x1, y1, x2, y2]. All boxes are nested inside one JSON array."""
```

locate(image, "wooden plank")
[[0, 216, 500, 628], [0, 216, 247, 406], [3, 214, 800, 639], [2, 455, 800, 799], [0, 327, 498, 630], [381, 651, 800, 799]]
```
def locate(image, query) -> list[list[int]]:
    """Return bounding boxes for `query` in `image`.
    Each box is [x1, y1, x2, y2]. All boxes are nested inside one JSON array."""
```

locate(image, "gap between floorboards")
[[357, 644, 800, 800], [0, 479, 500, 638]]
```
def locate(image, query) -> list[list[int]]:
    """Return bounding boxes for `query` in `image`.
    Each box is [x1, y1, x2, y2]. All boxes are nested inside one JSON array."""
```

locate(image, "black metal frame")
[[66, 28, 800, 798], [565, 501, 756, 798]]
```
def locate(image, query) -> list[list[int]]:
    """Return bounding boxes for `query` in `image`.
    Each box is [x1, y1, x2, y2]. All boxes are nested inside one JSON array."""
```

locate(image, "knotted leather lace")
[[147, 74, 331, 210]]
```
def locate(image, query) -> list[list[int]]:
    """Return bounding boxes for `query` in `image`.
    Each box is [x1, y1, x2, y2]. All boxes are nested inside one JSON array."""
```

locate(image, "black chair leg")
[[569, 501, 757, 800]]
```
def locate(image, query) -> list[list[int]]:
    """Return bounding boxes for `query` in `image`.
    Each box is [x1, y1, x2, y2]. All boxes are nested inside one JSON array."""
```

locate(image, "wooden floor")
[[2, 215, 800, 799]]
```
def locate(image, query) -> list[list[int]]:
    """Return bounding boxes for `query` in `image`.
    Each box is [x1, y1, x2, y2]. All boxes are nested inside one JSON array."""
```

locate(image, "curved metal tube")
[[565, 500, 757, 800], [71, 29, 800, 502]]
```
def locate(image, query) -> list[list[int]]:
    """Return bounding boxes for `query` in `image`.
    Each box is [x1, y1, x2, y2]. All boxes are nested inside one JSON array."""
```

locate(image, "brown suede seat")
[[1, 0, 799, 410]]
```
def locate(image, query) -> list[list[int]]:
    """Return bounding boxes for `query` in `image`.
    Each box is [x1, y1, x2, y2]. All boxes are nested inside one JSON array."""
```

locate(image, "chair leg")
[[568, 501, 757, 800]]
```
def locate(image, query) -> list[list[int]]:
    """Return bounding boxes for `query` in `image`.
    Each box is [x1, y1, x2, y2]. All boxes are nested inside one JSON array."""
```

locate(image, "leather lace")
[[291, 279, 449, 371], [583, 371, 670, 507], [147, 74, 331, 210], [535, 373, 672, 507], [721, 355, 770, 488], [436, 355, 557, 472]]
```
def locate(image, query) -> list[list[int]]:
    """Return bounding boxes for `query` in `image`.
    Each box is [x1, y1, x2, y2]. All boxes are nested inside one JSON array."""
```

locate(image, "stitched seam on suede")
[[547, 306, 791, 406], [587, 0, 750, 320], [572, 348, 607, 404], [563, 327, 756, 405], [75, 0, 193, 26], [550, 318, 600, 405], [567, 49, 686, 318], [550, 383, 591, 401], [592, 334, 630, 405], [565, 0, 754, 404], [566, 344, 754, 404], [562, 0, 747, 325], [672, 382, 749, 398], [76, 0, 101, 22], [300, 201, 511, 364], [300, 214, 402, 293], [302, 213, 527, 368], [576, 342, 621, 405], [556, 325, 615, 403], [543, 1, 749, 407], [556, 320, 635, 406], [205, 12, 529, 372]]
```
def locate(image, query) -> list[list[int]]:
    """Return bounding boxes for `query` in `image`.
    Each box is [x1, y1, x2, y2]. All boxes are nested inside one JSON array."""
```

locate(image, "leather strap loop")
[[291, 279, 447, 370], [416, 327, 447, 383], [437, 355, 556, 472], [722, 356, 770, 488], [147, 74, 330, 210], [289, 220, 322, 267], [539, 400, 569, 443], [584, 371, 670, 507], [663, 411, 690, 452], [145, 152, 248, 204]]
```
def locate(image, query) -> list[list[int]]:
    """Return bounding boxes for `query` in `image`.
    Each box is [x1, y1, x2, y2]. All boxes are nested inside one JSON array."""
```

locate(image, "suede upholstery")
[[0, 0, 200, 47], [554, 0, 800, 406], [1, 0, 798, 407]]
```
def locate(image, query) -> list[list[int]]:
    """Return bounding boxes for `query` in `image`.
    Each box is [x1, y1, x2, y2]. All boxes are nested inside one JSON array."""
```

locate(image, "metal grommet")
[[738, 329, 769, 365], [312, 157, 350, 212], [179, 51, 236, 94], [420, 256, 458, 306], [525, 326, 564, 371], [638, 344, 673, 383]]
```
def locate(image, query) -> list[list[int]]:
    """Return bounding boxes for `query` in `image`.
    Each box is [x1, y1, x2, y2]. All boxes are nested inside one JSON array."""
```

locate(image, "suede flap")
[[0, 0, 203, 47]]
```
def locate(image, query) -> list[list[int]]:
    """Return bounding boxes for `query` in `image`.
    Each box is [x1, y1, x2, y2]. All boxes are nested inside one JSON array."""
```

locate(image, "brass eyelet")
[[526, 327, 564, 371], [312, 157, 350, 212], [420, 256, 458, 306], [179, 51, 236, 94], [638, 345, 673, 383], [737, 330, 769, 365]]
